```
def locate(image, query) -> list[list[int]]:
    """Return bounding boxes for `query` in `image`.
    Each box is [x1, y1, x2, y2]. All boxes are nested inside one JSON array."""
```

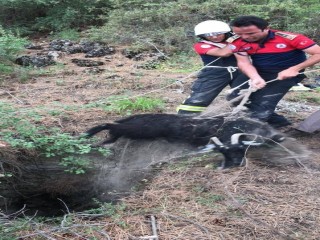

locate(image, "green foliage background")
[[87, 0, 320, 53], [0, 0, 319, 41], [0, 0, 319, 55], [0, 0, 112, 33]]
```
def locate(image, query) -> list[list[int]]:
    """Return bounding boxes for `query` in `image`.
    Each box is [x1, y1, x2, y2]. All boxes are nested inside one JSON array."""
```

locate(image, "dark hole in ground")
[[0, 138, 198, 216]]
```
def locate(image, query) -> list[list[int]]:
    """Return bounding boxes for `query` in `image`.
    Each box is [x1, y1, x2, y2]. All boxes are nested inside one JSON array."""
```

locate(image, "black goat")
[[85, 113, 285, 168]]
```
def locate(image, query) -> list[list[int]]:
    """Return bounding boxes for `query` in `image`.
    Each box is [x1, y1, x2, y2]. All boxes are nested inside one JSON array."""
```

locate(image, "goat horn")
[[231, 133, 264, 146], [231, 133, 247, 145], [210, 137, 224, 146]]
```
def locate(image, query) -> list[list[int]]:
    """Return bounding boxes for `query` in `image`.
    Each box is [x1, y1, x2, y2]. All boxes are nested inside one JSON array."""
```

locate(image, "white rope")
[[229, 68, 320, 114], [174, 59, 238, 92], [122, 58, 225, 100], [226, 78, 278, 95], [231, 85, 256, 114], [96, 59, 225, 102], [119, 67, 320, 107], [176, 57, 223, 84], [205, 66, 238, 79], [230, 77, 291, 114], [99, 63, 320, 104], [227, 68, 320, 95]]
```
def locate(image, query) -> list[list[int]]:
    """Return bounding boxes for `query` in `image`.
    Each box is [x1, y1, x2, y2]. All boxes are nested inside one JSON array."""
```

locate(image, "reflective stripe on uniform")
[[176, 105, 206, 112]]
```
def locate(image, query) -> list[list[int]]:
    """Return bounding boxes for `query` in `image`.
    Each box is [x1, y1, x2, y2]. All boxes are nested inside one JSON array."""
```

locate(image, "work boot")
[[267, 113, 292, 128]]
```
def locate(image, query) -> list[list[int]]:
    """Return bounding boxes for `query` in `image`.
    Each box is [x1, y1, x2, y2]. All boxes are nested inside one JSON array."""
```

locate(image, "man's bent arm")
[[234, 52, 266, 89], [206, 46, 234, 57], [278, 45, 320, 80]]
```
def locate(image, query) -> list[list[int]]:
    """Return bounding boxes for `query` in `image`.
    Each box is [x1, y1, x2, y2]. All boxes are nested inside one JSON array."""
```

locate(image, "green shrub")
[[0, 26, 28, 75], [0, 102, 109, 174], [0, 26, 28, 59], [1, 0, 320, 47], [0, 63, 14, 74]]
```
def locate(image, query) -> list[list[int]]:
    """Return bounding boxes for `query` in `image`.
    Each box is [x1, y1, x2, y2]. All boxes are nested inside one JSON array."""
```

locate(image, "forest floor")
[[1, 39, 320, 240]]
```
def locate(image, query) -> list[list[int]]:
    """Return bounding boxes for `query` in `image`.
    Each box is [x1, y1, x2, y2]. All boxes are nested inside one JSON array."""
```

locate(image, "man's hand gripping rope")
[[227, 78, 279, 114], [227, 68, 320, 114]]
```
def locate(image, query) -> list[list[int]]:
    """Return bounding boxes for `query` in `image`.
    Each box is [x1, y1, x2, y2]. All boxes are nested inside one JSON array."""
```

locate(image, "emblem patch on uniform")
[[276, 43, 287, 48], [200, 44, 211, 49], [299, 40, 308, 46], [228, 44, 236, 50]]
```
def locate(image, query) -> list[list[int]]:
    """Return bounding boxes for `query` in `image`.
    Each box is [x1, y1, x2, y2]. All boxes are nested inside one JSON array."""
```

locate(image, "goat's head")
[[204, 133, 286, 169]]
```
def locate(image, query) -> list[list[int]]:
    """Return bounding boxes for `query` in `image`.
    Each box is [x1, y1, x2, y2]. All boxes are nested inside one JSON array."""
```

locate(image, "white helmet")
[[194, 20, 231, 37]]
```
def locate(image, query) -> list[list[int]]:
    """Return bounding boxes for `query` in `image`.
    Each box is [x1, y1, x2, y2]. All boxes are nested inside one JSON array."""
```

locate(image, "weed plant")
[[286, 91, 320, 104], [85, 96, 165, 114], [195, 194, 225, 208], [157, 53, 201, 73], [0, 63, 14, 74]]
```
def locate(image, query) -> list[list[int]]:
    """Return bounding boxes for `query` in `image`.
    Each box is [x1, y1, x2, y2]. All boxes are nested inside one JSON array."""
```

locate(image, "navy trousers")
[[178, 67, 248, 114], [233, 69, 305, 124]]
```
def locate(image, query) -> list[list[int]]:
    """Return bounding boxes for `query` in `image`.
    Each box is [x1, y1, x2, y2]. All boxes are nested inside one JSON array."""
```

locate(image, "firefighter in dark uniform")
[[229, 16, 320, 127], [177, 20, 248, 114]]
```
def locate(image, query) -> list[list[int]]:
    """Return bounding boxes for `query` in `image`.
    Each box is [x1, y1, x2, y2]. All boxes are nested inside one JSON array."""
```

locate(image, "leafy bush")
[[0, 102, 109, 174], [0, 26, 28, 59], [0, 0, 112, 32], [0, 25, 28, 76]]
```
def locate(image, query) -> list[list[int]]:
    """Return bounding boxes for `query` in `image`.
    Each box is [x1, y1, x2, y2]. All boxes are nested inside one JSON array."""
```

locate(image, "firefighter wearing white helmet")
[[177, 20, 248, 114], [194, 20, 231, 37]]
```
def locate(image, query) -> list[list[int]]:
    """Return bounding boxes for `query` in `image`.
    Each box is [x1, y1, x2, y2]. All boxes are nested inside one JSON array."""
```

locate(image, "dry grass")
[[14, 157, 320, 240]]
